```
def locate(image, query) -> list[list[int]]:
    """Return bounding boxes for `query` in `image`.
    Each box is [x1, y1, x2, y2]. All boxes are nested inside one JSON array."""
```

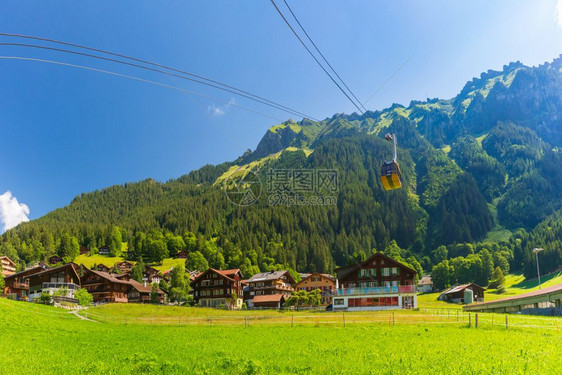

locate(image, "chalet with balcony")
[[81, 269, 131, 303], [176, 249, 188, 259], [191, 268, 244, 308], [245, 270, 295, 308], [0, 256, 17, 277], [295, 273, 336, 305], [332, 253, 417, 311], [26, 263, 81, 303], [116, 261, 134, 273], [128, 279, 165, 303], [3, 264, 50, 300]]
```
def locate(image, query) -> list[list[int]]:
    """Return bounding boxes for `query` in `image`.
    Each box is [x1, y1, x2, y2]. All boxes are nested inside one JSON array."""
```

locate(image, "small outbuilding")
[[439, 283, 485, 303], [418, 275, 434, 293]]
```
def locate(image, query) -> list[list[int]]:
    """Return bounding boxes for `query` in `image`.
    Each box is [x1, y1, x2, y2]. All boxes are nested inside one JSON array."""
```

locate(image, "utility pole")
[[533, 248, 544, 289]]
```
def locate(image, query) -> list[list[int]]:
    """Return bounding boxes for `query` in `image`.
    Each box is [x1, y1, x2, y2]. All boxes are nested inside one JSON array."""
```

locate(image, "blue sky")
[[1, 0, 562, 229]]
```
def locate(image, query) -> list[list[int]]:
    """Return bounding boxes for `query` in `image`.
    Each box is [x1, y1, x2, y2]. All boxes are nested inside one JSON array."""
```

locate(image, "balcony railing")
[[41, 282, 80, 290], [334, 285, 416, 296], [13, 282, 29, 289]]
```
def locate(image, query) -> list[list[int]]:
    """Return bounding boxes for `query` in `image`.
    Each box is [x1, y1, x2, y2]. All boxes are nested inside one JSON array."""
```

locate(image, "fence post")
[[392, 312, 395, 326], [469, 313, 471, 327], [343, 313, 346, 327], [210, 316, 212, 326], [505, 315, 508, 329], [456, 310, 459, 321], [475, 313, 478, 328], [291, 315, 294, 327]]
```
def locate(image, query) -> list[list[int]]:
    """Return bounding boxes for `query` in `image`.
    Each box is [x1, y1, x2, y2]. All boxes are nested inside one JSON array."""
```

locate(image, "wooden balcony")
[[334, 285, 416, 296]]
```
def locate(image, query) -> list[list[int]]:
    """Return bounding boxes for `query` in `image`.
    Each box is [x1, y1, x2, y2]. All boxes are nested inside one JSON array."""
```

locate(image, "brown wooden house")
[[3, 264, 50, 300], [176, 249, 189, 259], [79, 245, 90, 256], [128, 279, 165, 303], [27, 263, 81, 302], [333, 252, 418, 311], [81, 269, 131, 303], [116, 261, 134, 273], [245, 270, 295, 308], [191, 268, 244, 308], [95, 264, 111, 273], [0, 256, 17, 277]]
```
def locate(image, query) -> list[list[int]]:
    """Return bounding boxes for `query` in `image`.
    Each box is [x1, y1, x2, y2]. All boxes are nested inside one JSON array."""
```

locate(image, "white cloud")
[[556, 0, 562, 28], [207, 98, 236, 117], [0, 191, 30, 233]]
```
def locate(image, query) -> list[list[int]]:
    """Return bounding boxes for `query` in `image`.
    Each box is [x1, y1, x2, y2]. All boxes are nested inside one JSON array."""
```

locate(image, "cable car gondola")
[[381, 133, 402, 191]]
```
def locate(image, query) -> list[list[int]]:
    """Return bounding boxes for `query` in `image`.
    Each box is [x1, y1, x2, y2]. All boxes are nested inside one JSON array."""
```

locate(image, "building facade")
[[81, 269, 131, 303], [26, 263, 81, 302], [0, 256, 16, 277], [295, 273, 336, 305], [245, 270, 295, 308], [191, 268, 244, 308], [332, 253, 417, 311], [3, 264, 50, 300]]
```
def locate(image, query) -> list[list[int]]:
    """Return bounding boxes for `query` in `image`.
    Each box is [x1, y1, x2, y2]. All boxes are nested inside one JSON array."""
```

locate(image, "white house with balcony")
[[332, 253, 418, 311]]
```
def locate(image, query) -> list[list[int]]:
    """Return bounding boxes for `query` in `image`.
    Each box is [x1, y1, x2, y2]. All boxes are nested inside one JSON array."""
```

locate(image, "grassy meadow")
[[0, 298, 561, 374]]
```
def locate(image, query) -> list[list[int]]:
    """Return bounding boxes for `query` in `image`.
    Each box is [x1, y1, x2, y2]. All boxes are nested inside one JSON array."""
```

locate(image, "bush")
[[39, 292, 52, 305], [75, 288, 93, 306]]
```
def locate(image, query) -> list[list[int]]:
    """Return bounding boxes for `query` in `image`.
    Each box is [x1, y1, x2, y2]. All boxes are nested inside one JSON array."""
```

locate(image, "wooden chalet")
[[0, 256, 17, 277], [191, 268, 244, 308], [332, 252, 418, 311], [26, 263, 81, 302], [175, 249, 189, 259], [128, 279, 165, 303], [439, 283, 485, 303], [295, 273, 336, 305], [116, 261, 134, 273], [245, 270, 295, 308], [3, 264, 50, 300], [251, 294, 286, 309], [81, 269, 131, 303], [79, 245, 90, 256], [48, 255, 63, 265], [94, 264, 111, 273]]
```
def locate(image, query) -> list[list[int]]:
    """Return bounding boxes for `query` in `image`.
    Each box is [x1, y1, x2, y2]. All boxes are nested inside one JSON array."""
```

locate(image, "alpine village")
[[2, 2, 562, 374]]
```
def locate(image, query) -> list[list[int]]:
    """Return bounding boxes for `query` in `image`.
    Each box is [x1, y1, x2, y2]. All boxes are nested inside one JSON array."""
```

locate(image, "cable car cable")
[[281, 0, 367, 113], [0, 33, 316, 121], [269, 0, 365, 115]]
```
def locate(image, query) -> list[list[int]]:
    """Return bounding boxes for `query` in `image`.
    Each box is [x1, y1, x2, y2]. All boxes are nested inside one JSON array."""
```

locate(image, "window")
[[334, 298, 344, 306], [382, 268, 390, 276], [391, 267, 398, 275]]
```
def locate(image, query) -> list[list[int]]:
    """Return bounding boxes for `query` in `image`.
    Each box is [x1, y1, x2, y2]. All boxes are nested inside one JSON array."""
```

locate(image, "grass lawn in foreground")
[[0, 298, 560, 374]]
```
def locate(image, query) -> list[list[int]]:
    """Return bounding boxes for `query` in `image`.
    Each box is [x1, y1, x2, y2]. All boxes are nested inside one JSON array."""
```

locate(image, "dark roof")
[[441, 283, 485, 295], [246, 270, 295, 284], [4, 265, 49, 280], [335, 252, 418, 280], [128, 279, 164, 294], [86, 269, 131, 285], [252, 294, 286, 303], [27, 263, 80, 282], [192, 268, 242, 284], [0, 256, 16, 267]]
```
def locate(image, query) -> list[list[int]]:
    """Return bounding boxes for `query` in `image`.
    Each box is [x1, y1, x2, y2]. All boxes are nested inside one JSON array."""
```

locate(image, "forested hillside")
[[2, 56, 562, 286]]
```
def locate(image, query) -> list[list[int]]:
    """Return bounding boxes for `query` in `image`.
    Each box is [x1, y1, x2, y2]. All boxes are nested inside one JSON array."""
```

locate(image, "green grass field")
[[0, 298, 561, 374]]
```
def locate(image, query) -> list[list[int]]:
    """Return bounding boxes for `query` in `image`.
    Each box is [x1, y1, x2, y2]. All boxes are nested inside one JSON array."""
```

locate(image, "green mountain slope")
[[3, 56, 562, 279]]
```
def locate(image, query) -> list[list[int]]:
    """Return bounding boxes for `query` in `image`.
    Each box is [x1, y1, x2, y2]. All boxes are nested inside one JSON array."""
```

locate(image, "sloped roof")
[[0, 256, 16, 267], [335, 252, 418, 280], [442, 283, 484, 295], [4, 265, 49, 281], [87, 269, 131, 285], [252, 294, 286, 303], [418, 275, 433, 285], [27, 263, 80, 281], [466, 283, 562, 308], [192, 268, 241, 283], [247, 270, 295, 284], [128, 279, 164, 295]]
